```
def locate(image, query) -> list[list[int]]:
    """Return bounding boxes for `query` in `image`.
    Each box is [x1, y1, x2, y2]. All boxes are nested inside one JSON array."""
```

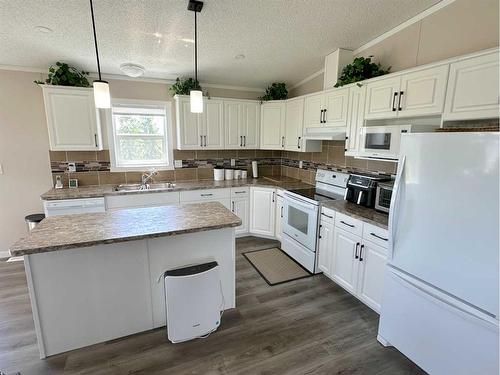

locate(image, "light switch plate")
[[174, 160, 183, 168], [68, 162, 76, 172], [299, 160, 303, 169], [231, 159, 236, 166]]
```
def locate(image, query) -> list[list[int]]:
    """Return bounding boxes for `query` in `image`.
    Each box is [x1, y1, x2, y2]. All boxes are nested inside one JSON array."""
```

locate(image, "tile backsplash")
[[49, 142, 397, 187]]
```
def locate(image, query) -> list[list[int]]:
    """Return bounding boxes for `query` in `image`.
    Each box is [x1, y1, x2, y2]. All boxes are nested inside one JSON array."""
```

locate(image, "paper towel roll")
[[252, 161, 258, 178]]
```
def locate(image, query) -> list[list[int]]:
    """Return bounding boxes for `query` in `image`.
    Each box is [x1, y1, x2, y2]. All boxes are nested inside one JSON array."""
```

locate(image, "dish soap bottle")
[[54, 175, 63, 189]]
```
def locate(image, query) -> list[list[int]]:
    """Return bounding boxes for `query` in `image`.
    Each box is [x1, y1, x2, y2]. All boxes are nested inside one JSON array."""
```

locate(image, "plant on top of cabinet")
[[335, 56, 390, 87], [35, 62, 90, 87], [170, 77, 202, 95], [259, 82, 288, 102]]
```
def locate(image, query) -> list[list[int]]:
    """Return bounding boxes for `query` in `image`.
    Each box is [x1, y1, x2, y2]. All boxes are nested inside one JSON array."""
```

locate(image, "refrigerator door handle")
[[388, 155, 406, 259]]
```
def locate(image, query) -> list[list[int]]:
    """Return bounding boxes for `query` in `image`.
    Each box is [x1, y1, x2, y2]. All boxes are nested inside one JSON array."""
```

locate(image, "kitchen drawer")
[[106, 191, 180, 210], [230, 187, 249, 198], [320, 207, 336, 223], [335, 212, 363, 237], [362, 222, 389, 249], [180, 188, 230, 202], [276, 188, 285, 198]]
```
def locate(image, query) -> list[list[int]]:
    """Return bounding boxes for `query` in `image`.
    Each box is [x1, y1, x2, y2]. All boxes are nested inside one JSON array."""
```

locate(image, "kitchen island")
[[9, 202, 241, 358]]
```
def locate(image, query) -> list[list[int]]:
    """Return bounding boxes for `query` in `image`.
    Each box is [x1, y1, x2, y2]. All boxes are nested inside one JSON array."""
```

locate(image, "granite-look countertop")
[[40, 177, 312, 201], [10, 202, 241, 256], [321, 200, 389, 229]]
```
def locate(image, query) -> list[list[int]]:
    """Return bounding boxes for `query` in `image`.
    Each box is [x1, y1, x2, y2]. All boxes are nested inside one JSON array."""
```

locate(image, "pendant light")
[[89, 0, 110, 109], [188, 0, 203, 113]]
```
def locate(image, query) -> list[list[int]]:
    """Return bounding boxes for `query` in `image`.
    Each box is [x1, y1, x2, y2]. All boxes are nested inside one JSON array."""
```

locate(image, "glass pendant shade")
[[190, 89, 203, 113], [93, 80, 111, 109]]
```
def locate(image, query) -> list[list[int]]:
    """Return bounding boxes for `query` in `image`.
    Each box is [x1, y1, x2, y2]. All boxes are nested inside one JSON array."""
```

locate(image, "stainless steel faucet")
[[141, 169, 158, 188]]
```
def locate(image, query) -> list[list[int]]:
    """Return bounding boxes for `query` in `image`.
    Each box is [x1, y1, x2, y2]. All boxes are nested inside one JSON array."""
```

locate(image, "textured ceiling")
[[0, 0, 442, 89]]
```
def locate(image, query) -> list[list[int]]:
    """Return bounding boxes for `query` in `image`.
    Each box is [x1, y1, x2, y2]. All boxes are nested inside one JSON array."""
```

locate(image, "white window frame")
[[107, 98, 174, 172]]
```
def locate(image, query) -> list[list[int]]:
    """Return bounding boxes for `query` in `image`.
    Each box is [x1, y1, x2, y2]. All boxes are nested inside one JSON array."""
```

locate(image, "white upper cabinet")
[[345, 85, 366, 156], [284, 98, 304, 151], [42, 85, 102, 151], [444, 50, 500, 121], [303, 88, 349, 129], [224, 100, 260, 149], [224, 101, 242, 149], [203, 99, 224, 149], [240, 102, 260, 149], [398, 64, 449, 118], [260, 101, 286, 150], [175, 96, 224, 150], [364, 76, 401, 120], [323, 87, 349, 126]]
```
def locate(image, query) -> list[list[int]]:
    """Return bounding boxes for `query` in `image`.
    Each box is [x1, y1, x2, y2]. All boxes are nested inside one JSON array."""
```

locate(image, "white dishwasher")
[[44, 198, 106, 217]]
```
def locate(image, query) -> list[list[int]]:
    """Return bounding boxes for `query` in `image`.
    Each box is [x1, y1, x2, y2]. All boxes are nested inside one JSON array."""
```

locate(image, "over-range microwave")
[[359, 125, 412, 160]]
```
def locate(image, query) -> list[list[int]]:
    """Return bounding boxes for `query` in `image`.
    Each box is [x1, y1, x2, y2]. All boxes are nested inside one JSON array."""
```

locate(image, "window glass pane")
[[115, 115, 165, 135], [118, 137, 165, 162]]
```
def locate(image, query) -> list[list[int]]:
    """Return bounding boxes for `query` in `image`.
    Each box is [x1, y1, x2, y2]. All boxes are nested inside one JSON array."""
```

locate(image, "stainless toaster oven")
[[375, 181, 394, 213]]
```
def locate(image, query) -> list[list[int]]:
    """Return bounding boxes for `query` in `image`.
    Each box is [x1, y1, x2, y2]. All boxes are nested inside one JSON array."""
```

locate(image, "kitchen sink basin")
[[114, 182, 176, 192]]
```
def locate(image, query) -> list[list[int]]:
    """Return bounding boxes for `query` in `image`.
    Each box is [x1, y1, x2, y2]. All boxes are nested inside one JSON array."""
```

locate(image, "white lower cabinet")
[[318, 207, 388, 313], [249, 187, 276, 237], [274, 193, 284, 242]]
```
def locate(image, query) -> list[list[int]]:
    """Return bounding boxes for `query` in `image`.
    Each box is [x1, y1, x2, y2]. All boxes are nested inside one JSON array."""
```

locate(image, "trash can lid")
[[25, 213, 45, 223]]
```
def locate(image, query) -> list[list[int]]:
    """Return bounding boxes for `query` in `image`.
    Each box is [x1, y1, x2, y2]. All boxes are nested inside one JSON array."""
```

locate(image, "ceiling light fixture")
[[188, 0, 203, 113], [34, 25, 53, 33], [235, 54, 245, 60], [89, 0, 110, 109], [120, 63, 145, 78]]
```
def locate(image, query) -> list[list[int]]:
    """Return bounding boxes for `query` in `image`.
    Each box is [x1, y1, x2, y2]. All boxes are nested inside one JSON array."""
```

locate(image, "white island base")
[[24, 228, 235, 358]]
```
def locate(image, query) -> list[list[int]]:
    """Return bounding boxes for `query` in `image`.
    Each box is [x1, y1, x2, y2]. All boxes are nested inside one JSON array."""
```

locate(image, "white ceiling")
[[0, 0, 442, 89]]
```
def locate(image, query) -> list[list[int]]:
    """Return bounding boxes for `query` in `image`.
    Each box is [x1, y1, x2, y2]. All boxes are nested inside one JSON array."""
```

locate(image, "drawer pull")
[[200, 193, 213, 197], [234, 191, 246, 194], [321, 213, 333, 219], [340, 220, 355, 228], [370, 232, 388, 241]]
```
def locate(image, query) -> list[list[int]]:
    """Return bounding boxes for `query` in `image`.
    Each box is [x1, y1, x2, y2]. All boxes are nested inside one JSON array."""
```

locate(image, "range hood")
[[302, 126, 347, 141]]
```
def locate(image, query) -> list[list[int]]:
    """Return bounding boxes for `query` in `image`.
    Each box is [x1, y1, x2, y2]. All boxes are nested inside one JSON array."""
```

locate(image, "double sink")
[[114, 182, 176, 192]]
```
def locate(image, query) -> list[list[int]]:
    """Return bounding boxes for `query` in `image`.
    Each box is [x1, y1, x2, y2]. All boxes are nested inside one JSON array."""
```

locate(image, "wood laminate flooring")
[[0, 236, 425, 375]]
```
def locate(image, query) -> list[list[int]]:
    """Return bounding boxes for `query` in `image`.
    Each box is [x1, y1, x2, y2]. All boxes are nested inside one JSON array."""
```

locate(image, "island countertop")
[[10, 202, 241, 256]]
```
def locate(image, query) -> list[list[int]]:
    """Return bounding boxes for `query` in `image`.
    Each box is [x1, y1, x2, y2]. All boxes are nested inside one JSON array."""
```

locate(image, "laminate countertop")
[[40, 177, 312, 201], [321, 200, 389, 229], [9, 202, 241, 256]]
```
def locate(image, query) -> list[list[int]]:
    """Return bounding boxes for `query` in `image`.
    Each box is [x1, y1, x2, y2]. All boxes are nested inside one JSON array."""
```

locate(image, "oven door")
[[283, 194, 319, 251], [360, 125, 408, 159]]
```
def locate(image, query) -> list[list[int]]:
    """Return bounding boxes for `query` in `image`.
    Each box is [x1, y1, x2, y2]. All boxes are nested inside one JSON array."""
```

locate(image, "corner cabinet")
[[260, 101, 286, 150], [175, 95, 224, 150], [443, 50, 500, 121], [41, 85, 102, 151]]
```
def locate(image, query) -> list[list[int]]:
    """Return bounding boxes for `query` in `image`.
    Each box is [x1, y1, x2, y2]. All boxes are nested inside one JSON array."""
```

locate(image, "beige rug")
[[243, 247, 311, 285]]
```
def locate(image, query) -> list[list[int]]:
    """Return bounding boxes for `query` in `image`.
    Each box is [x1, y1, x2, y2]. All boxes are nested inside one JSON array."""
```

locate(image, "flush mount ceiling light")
[[34, 25, 53, 33], [89, 0, 110, 109], [188, 0, 203, 113], [234, 54, 245, 60], [120, 63, 145, 78]]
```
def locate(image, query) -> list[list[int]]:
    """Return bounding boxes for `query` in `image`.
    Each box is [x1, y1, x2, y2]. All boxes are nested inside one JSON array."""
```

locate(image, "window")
[[108, 100, 173, 171]]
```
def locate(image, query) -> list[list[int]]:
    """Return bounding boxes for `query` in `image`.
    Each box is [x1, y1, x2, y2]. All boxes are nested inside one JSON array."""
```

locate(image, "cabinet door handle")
[[323, 109, 327, 123], [355, 242, 360, 259], [319, 109, 323, 124], [340, 220, 355, 228], [392, 92, 398, 111], [370, 232, 388, 241], [232, 201, 235, 212], [398, 91, 404, 111], [318, 224, 322, 239], [204, 135, 207, 147], [94, 134, 98, 148], [321, 213, 333, 219], [281, 136, 285, 148], [280, 205, 283, 218], [200, 135, 203, 147], [243, 135, 246, 147], [272, 191, 275, 202], [297, 136, 301, 149], [240, 136, 243, 147], [200, 193, 213, 197], [359, 244, 365, 261]]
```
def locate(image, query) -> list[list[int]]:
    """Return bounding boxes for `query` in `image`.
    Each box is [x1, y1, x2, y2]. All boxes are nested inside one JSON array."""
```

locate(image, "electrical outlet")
[[231, 159, 236, 166], [174, 160, 183, 168], [299, 160, 303, 169], [68, 162, 76, 172], [0, 163, 3, 175]]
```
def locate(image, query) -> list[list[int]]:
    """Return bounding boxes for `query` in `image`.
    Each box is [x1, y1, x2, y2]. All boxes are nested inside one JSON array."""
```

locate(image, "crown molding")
[[0, 65, 265, 93], [290, 68, 324, 90], [353, 0, 457, 54]]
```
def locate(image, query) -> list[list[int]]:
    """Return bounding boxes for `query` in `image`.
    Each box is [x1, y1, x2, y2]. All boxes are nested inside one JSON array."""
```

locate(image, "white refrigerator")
[[378, 132, 499, 375]]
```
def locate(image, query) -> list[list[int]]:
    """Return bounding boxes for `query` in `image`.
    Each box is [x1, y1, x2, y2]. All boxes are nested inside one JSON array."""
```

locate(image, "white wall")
[[0, 70, 53, 255]]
